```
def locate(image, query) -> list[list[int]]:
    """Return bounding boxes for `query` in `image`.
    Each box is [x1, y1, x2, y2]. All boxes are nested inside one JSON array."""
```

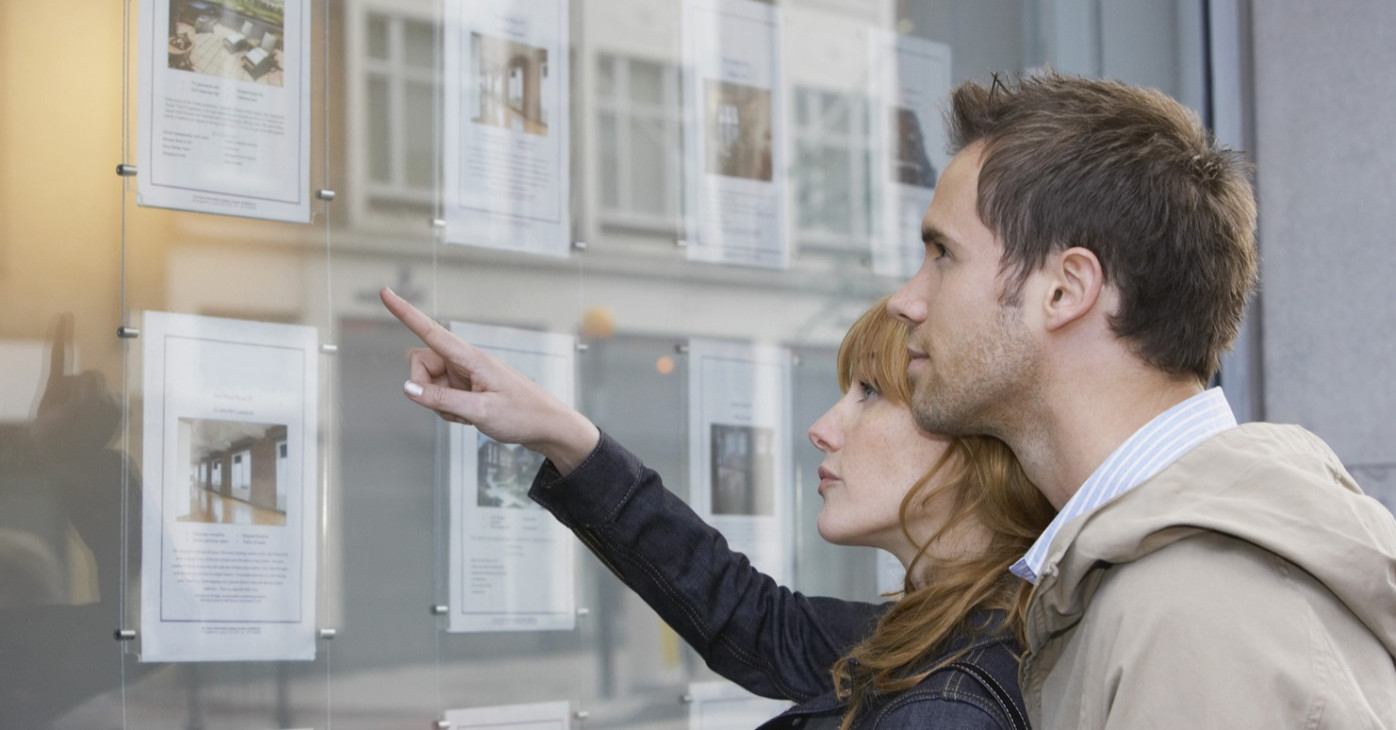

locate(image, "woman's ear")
[[1042, 247, 1104, 331]]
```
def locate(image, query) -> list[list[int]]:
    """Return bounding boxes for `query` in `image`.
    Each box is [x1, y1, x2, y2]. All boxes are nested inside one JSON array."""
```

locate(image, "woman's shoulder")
[[866, 633, 1026, 730]]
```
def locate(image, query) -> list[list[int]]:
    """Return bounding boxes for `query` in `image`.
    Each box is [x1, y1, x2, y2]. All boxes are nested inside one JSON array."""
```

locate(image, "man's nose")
[[887, 276, 928, 325]]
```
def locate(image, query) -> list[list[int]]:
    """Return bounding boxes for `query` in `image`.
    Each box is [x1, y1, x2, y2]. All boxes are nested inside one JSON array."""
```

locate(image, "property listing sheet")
[[682, 0, 789, 269], [137, 0, 311, 222], [447, 321, 576, 632], [443, 0, 571, 256], [870, 32, 952, 278], [687, 680, 791, 730], [687, 339, 793, 585], [446, 701, 570, 730], [139, 311, 318, 662]]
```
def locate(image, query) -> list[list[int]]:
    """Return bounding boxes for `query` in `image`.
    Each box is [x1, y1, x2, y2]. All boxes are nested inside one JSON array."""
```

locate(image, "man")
[[888, 71, 1396, 728]]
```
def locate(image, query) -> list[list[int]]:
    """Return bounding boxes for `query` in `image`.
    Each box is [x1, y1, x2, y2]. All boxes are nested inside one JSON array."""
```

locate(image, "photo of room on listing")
[[176, 418, 290, 526], [166, 0, 285, 85], [470, 32, 550, 136], [710, 423, 776, 516], [476, 435, 545, 509], [892, 105, 937, 188], [704, 79, 774, 181]]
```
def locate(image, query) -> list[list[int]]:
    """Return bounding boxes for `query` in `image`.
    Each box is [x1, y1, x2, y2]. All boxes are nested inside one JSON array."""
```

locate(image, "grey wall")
[[1251, 0, 1396, 512]]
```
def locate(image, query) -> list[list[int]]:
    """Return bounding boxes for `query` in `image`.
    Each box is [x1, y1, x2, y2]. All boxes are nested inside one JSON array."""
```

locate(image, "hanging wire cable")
[[320, 2, 335, 727], [118, 2, 133, 728], [431, 7, 446, 724]]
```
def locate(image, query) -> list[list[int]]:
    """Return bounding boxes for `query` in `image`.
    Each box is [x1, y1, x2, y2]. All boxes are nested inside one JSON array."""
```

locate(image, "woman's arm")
[[531, 432, 883, 701], [380, 287, 882, 701]]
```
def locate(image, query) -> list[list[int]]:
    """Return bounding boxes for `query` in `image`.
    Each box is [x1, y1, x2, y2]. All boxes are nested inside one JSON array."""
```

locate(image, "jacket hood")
[[1030, 422, 1396, 657]]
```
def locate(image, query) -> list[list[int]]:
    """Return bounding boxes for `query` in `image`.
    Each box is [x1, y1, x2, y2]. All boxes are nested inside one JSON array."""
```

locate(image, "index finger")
[[380, 287, 476, 363]]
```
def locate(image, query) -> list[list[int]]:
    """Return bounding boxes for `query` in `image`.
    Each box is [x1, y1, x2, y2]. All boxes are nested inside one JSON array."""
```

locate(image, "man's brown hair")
[[949, 71, 1258, 382]]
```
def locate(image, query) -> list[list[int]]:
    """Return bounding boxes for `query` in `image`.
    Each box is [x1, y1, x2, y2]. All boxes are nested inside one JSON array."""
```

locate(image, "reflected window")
[[596, 53, 684, 230], [792, 87, 872, 248], [359, 9, 439, 220]]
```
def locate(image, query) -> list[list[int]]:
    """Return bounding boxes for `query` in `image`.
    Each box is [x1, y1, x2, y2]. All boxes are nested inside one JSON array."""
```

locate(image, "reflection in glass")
[[404, 19, 436, 69], [367, 13, 390, 59], [631, 117, 668, 215], [368, 76, 392, 182], [406, 81, 436, 188], [630, 58, 665, 105]]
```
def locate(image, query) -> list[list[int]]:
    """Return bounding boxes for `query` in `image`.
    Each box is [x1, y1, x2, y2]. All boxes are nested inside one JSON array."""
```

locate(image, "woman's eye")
[[858, 380, 879, 400]]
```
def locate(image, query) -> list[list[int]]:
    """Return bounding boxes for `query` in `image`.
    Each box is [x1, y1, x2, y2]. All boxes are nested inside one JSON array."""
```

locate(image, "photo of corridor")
[[178, 418, 290, 526], [469, 32, 550, 136]]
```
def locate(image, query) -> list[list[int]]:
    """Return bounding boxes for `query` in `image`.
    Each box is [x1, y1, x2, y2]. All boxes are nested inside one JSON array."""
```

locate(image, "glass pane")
[[630, 117, 665, 214], [599, 112, 620, 209], [366, 13, 389, 59], [403, 19, 436, 69], [367, 75, 392, 182], [820, 147, 852, 233], [795, 141, 821, 229], [0, 0, 1219, 725], [596, 55, 615, 98], [404, 82, 435, 188], [630, 59, 665, 105], [822, 91, 849, 134]]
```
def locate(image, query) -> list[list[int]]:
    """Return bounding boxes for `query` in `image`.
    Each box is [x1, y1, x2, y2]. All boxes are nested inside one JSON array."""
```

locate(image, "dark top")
[[529, 432, 1029, 730]]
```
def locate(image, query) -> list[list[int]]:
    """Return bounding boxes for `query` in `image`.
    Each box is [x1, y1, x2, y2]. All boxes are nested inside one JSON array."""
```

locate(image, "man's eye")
[[932, 242, 948, 259]]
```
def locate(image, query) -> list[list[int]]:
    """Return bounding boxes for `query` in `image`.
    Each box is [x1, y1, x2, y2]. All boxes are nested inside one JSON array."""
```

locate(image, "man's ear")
[[1041, 246, 1104, 331]]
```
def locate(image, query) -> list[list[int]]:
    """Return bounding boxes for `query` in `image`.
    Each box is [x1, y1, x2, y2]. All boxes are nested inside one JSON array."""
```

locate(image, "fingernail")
[[404, 380, 424, 397]]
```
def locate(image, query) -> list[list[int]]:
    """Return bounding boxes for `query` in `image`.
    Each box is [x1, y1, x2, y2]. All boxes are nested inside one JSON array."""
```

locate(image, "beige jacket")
[[1021, 423, 1396, 729]]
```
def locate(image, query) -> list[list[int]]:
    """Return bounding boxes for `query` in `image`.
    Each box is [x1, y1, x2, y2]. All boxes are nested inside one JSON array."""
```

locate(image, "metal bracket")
[[434, 720, 452, 730], [318, 628, 337, 640], [117, 326, 140, 339], [116, 164, 138, 177], [674, 343, 689, 355], [575, 343, 589, 353], [320, 344, 338, 355], [114, 629, 137, 641], [430, 605, 449, 615], [573, 711, 590, 721], [571, 240, 588, 252], [679, 693, 694, 704], [576, 607, 590, 617], [315, 189, 337, 201]]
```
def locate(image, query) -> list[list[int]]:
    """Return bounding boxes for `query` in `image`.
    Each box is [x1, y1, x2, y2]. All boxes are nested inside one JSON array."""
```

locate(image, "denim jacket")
[[529, 432, 1029, 730]]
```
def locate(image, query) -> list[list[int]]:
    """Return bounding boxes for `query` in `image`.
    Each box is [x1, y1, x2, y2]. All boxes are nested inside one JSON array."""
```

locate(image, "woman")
[[381, 288, 1055, 729]]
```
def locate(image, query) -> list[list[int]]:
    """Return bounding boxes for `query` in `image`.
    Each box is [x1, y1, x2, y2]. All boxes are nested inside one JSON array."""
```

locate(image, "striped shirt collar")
[[1011, 387, 1238, 584]]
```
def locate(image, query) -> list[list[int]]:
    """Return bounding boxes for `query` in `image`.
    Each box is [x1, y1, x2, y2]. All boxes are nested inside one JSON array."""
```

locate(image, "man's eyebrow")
[[921, 224, 950, 247]]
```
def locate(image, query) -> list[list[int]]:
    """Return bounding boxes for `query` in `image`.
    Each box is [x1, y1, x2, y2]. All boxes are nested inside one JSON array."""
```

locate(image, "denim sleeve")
[[529, 432, 884, 702]]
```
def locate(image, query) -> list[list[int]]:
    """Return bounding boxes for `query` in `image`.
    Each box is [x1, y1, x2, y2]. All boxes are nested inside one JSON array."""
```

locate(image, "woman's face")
[[807, 379, 955, 561]]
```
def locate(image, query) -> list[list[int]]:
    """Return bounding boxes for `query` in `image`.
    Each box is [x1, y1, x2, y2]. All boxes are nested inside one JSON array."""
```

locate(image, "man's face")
[[886, 144, 1040, 437]]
